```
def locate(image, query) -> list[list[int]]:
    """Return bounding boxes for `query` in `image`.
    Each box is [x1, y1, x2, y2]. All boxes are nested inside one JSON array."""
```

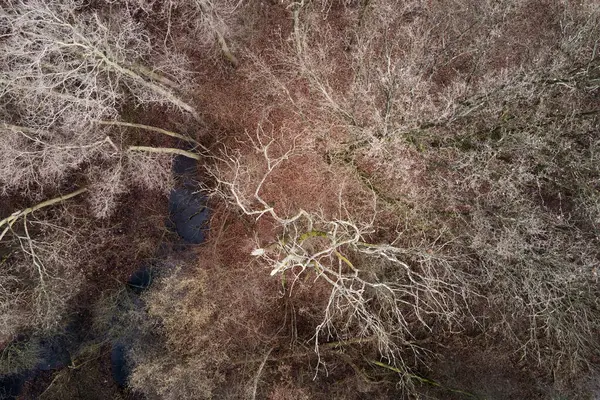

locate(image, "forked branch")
[[0, 187, 88, 241], [209, 126, 466, 376]]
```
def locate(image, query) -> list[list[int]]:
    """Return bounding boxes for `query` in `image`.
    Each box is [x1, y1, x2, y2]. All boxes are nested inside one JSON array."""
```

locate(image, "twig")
[[2, 123, 119, 153]]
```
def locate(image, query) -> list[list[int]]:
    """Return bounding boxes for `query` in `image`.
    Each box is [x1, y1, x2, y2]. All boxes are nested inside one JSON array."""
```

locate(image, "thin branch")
[[130, 64, 179, 89], [93, 120, 200, 145], [1, 123, 40, 135], [92, 49, 202, 122], [232, 337, 375, 366], [0, 187, 88, 241], [370, 360, 480, 399], [250, 347, 273, 400], [215, 31, 239, 67], [196, 0, 239, 67], [128, 146, 201, 160]]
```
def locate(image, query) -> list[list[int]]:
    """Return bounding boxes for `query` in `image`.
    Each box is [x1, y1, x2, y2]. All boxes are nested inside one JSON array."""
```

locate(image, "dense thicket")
[[1, 1, 599, 399]]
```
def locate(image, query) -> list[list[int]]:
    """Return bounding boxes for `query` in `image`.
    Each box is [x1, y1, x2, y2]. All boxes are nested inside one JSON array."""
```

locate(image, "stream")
[[0, 153, 208, 398]]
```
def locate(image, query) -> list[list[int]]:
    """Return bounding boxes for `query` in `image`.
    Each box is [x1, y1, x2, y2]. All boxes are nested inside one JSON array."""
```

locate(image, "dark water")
[[0, 153, 209, 396], [111, 153, 208, 387], [0, 374, 27, 400], [168, 188, 209, 244], [110, 343, 129, 388], [0, 334, 71, 400], [36, 335, 71, 371], [127, 266, 153, 294], [169, 152, 209, 244]]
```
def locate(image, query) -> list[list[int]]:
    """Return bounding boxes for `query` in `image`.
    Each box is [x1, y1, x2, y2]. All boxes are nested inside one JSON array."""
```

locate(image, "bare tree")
[[0, 0, 207, 342], [0, 0, 202, 197], [229, 0, 600, 390], [0, 191, 86, 337], [207, 126, 471, 387], [1, 0, 198, 119]]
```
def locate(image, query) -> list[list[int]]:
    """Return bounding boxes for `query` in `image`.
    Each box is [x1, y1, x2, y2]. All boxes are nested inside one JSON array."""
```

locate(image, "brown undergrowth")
[[129, 1, 600, 398], [2, 0, 599, 399]]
